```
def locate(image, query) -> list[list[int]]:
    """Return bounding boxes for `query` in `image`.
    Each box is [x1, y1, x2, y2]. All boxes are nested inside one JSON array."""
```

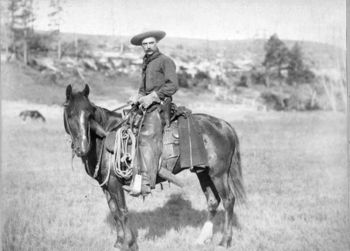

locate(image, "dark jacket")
[[139, 53, 178, 100]]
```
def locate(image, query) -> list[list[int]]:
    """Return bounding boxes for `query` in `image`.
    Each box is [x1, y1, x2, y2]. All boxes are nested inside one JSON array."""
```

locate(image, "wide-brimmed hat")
[[130, 30, 166, 46]]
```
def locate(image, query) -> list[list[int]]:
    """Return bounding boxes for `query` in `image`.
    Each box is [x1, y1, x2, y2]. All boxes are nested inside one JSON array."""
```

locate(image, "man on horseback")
[[123, 30, 178, 196]]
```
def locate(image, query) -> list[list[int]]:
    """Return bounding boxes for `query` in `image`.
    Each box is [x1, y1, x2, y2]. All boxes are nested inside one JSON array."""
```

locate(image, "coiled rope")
[[111, 108, 146, 180], [112, 126, 136, 179], [91, 126, 136, 187]]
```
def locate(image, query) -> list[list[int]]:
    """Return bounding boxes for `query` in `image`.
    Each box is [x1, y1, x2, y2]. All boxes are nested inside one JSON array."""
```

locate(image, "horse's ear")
[[66, 85, 72, 100], [82, 84, 90, 97]]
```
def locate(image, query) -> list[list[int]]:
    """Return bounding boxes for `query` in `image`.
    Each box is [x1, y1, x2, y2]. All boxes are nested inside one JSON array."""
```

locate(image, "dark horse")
[[63, 84, 246, 250]]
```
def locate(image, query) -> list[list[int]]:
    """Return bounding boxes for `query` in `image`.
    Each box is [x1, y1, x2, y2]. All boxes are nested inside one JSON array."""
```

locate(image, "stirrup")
[[123, 185, 151, 197], [122, 174, 151, 197]]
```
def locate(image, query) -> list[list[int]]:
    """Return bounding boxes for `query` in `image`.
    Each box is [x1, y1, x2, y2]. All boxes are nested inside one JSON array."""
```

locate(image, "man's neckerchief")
[[142, 49, 161, 90]]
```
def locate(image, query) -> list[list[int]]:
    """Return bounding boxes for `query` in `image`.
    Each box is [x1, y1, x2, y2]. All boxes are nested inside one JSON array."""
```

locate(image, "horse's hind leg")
[[212, 173, 235, 248], [195, 169, 221, 245]]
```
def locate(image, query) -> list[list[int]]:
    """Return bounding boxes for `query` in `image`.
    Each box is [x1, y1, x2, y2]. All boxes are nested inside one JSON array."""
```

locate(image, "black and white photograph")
[[1, 0, 347, 250]]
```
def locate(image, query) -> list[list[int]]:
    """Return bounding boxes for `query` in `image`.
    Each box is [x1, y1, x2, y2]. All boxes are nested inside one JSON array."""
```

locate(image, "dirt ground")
[[2, 98, 348, 251]]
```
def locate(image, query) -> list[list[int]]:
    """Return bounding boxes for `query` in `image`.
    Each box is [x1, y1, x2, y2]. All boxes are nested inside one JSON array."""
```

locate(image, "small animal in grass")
[[19, 110, 46, 122]]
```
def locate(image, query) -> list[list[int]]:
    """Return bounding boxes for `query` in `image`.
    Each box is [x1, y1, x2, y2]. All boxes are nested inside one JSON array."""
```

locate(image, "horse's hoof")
[[195, 238, 211, 245], [116, 245, 131, 251], [129, 241, 139, 251], [114, 241, 138, 251], [219, 237, 232, 248], [114, 238, 126, 250], [114, 241, 122, 250]]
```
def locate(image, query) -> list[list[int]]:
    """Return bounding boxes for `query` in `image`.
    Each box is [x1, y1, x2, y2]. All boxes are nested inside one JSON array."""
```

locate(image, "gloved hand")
[[128, 93, 143, 104], [138, 91, 160, 109]]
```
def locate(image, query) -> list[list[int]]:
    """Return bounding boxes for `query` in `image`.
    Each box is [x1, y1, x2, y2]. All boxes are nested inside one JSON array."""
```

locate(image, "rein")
[[111, 102, 132, 112]]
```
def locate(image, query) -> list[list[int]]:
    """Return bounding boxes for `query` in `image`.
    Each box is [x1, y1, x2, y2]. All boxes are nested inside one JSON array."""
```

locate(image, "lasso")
[[111, 126, 136, 179]]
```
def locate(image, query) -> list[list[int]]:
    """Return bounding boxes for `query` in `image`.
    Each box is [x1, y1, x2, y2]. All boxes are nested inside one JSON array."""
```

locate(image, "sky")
[[32, 0, 346, 48]]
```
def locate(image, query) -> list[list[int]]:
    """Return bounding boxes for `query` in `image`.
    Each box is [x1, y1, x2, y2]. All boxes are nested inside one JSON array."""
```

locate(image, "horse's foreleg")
[[104, 177, 138, 251], [195, 170, 220, 245], [212, 174, 235, 248], [104, 189, 124, 248]]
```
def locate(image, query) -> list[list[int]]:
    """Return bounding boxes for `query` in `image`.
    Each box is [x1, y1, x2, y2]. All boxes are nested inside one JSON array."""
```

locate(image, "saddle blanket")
[[105, 131, 117, 152]]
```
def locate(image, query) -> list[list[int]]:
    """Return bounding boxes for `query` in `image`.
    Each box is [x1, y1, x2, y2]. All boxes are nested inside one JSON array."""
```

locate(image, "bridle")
[[64, 107, 111, 187], [64, 102, 144, 187]]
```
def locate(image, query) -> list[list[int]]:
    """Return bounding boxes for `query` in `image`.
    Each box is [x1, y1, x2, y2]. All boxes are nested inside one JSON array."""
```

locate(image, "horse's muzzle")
[[72, 141, 90, 157], [75, 148, 86, 157]]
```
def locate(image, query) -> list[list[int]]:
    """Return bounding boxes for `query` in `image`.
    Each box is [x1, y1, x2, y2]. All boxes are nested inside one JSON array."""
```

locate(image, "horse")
[[63, 84, 246, 250], [19, 110, 46, 122]]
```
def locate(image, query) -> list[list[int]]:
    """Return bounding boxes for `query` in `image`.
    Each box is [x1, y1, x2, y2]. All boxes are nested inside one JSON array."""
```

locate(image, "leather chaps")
[[136, 109, 163, 188]]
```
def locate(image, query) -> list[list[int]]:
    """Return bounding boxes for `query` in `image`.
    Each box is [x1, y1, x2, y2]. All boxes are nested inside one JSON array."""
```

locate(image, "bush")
[[194, 70, 210, 81], [284, 84, 321, 111], [237, 75, 248, 87], [260, 91, 288, 110], [177, 68, 191, 88], [28, 33, 53, 53], [250, 67, 266, 85], [189, 70, 210, 89], [61, 39, 92, 58]]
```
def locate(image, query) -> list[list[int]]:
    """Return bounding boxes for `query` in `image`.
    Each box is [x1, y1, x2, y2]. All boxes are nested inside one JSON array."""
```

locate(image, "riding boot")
[[123, 171, 151, 196]]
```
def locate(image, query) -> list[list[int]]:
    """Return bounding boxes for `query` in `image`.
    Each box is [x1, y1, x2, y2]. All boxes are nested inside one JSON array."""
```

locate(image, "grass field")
[[2, 100, 349, 251]]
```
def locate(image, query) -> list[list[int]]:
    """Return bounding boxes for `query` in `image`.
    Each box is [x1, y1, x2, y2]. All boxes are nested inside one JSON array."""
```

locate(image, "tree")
[[287, 43, 315, 85], [48, 0, 63, 59], [8, 0, 35, 64], [1, 1, 10, 58], [263, 34, 289, 85]]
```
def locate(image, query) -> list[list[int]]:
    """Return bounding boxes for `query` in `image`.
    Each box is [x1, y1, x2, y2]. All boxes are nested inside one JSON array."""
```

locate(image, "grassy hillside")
[[58, 32, 345, 69], [1, 61, 140, 105], [1, 61, 66, 105], [2, 31, 345, 111], [1, 61, 217, 108]]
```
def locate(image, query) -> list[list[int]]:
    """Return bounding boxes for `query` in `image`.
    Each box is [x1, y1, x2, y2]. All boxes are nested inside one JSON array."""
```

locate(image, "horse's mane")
[[91, 103, 123, 131]]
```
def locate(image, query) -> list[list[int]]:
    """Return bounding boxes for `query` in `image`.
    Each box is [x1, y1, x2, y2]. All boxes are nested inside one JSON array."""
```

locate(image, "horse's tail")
[[228, 130, 247, 204]]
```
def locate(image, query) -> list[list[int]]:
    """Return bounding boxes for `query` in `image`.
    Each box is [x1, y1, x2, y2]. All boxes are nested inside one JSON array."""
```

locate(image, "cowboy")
[[124, 30, 178, 196]]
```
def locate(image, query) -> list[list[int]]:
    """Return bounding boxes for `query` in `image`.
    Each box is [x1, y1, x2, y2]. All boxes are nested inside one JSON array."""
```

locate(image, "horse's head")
[[64, 84, 107, 157]]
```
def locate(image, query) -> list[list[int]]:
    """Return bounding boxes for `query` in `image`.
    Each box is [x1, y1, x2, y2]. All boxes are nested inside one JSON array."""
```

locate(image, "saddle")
[[104, 103, 208, 174], [161, 104, 208, 172]]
